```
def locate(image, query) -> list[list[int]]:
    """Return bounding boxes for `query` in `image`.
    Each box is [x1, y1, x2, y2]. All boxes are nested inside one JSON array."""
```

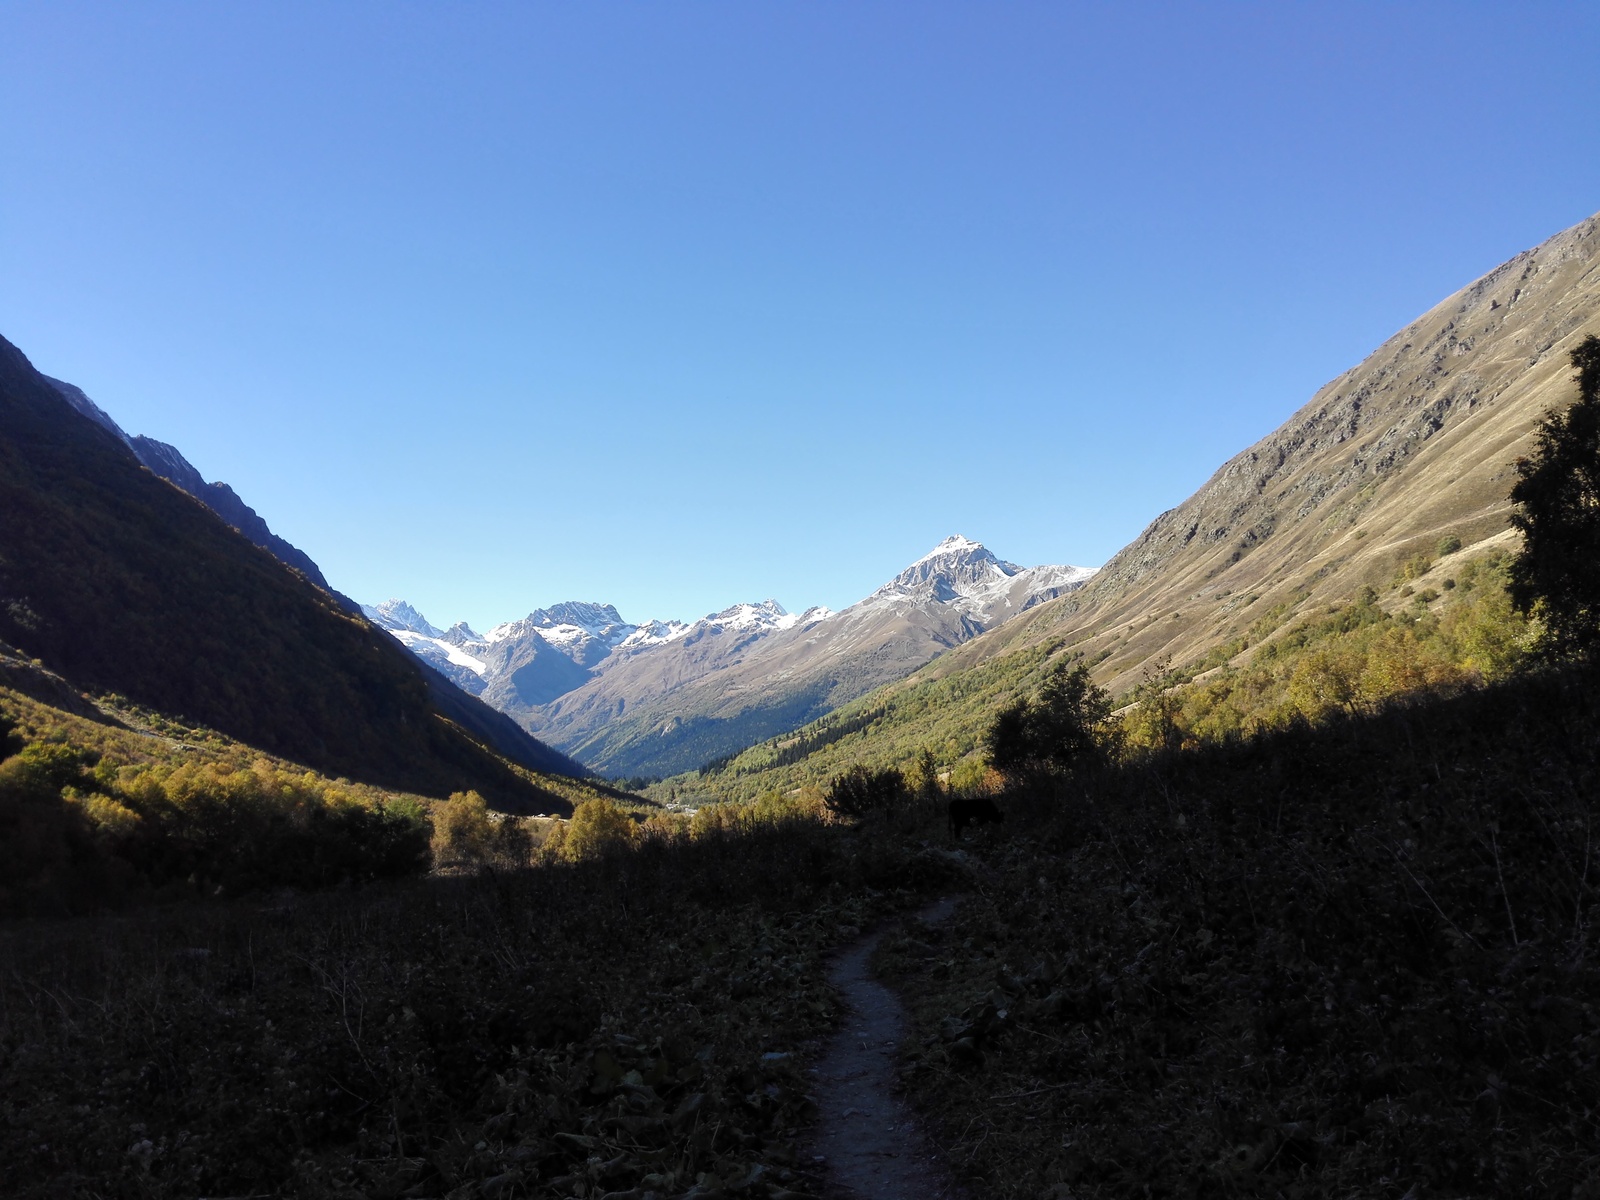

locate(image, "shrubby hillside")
[[0, 648, 630, 917]]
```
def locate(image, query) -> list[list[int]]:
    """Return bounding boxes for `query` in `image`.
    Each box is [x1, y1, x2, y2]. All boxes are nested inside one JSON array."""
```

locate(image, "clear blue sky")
[[4, 3, 1597, 631]]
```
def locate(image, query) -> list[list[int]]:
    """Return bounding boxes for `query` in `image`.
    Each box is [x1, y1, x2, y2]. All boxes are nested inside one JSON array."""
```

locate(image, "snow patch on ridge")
[[618, 619, 694, 649], [391, 630, 488, 676]]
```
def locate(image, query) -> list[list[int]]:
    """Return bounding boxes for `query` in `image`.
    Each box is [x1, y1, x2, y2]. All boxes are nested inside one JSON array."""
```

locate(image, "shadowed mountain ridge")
[[0, 335, 583, 810]]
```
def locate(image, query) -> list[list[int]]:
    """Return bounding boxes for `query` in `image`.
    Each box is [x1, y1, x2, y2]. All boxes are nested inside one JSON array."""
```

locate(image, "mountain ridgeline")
[[684, 207, 1600, 801], [43, 376, 342, 597], [368, 536, 1097, 778], [0, 335, 585, 811]]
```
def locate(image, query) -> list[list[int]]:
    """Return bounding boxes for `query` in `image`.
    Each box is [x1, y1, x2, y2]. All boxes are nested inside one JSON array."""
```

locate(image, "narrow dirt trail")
[[807, 896, 967, 1200]]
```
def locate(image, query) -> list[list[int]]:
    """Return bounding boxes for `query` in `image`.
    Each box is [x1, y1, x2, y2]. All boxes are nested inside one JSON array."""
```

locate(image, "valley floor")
[[3, 662, 1597, 1198]]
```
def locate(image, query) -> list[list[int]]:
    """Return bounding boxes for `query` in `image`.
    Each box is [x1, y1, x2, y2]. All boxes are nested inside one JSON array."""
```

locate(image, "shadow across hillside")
[[0, 334, 573, 809]]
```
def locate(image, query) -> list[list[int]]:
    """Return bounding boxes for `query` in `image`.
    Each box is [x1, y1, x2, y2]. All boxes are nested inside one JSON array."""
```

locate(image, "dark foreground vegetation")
[[3, 660, 1596, 1198], [0, 807, 960, 1198], [878, 662, 1600, 1198]]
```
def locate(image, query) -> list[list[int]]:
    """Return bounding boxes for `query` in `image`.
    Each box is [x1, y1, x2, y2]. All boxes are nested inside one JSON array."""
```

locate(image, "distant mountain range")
[[360, 597, 821, 700], [367, 535, 1095, 777], [693, 207, 1600, 802]]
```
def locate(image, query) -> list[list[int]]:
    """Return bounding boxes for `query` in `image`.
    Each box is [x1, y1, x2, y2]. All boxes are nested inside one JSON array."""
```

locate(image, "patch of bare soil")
[[807, 896, 968, 1200]]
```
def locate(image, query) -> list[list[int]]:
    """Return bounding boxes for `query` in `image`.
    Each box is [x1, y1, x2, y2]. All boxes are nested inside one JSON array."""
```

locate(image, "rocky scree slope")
[[892, 207, 1600, 704]]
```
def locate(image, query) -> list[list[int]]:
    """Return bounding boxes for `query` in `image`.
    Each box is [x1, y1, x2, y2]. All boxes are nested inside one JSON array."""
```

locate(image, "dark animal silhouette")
[[949, 797, 1004, 840]]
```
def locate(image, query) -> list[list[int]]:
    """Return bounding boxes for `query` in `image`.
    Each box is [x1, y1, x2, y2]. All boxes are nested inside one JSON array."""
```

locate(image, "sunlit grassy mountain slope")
[[0, 334, 584, 813], [684, 208, 1600, 802]]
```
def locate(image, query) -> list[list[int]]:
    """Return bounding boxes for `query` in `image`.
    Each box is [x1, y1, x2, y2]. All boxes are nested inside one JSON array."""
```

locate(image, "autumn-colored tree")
[[564, 798, 637, 861], [433, 789, 494, 867]]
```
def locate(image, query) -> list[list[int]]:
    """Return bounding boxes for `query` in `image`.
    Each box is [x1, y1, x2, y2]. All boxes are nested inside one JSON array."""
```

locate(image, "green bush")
[[823, 764, 908, 820], [985, 659, 1112, 780]]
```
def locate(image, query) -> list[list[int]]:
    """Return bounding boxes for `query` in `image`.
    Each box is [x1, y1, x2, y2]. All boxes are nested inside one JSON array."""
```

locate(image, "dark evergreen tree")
[[916, 747, 941, 800], [1509, 335, 1600, 658]]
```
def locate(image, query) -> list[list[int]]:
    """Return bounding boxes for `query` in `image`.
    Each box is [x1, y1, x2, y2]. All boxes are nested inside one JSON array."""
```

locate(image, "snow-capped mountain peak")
[[859, 536, 1096, 619], [913, 533, 987, 563], [873, 535, 1020, 601], [484, 602, 639, 668], [362, 599, 443, 638], [359, 601, 487, 687], [703, 599, 792, 631], [530, 601, 628, 634]]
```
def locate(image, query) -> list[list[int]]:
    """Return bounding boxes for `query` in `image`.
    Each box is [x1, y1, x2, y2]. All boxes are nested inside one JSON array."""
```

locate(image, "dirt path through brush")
[[807, 896, 967, 1200]]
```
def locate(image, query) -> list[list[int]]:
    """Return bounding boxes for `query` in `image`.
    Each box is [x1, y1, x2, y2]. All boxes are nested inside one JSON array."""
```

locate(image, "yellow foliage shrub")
[[66, 788, 143, 838], [564, 798, 637, 861], [1288, 647, 1363, 719]]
